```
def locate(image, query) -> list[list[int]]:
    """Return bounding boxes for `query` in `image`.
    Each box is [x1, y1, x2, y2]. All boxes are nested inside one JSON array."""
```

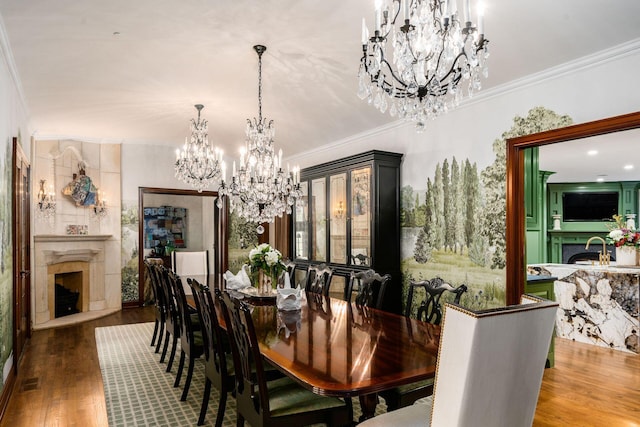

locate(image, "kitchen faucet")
[[585, 236, 610, 265]]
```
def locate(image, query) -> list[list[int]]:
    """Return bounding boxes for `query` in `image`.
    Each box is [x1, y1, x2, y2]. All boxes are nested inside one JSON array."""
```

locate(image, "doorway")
[[12, 137, 31, 365], [132, 187, 224, 307]]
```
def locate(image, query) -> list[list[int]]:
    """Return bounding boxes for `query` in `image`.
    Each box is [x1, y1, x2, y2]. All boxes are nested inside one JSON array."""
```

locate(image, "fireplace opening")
[[47, 261, 90, 321], [55, 283, 80, 318]]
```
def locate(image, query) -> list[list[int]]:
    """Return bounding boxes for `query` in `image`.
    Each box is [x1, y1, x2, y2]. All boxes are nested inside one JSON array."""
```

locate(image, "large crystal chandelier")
[[175, 104, 223, 192], [358, 0, 489, 130], [218, 45, 301, 227]]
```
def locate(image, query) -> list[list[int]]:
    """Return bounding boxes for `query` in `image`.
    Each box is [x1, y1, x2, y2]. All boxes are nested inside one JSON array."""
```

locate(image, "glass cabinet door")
[[350, 167, 371, 266], [293, 181, 309, 260], [311, 178, 327, 262], [329, 173, 347, 264]]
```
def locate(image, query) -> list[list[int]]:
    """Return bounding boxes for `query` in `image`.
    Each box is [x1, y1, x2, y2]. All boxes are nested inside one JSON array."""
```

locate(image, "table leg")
[[358, 393, 379, 421]]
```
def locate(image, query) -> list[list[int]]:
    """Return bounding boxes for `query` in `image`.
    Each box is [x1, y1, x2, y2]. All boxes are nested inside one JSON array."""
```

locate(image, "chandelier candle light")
[[358, 0, 489, 130], [36, 179, 56, 223], [218, 45, 302, 228], [175, 104, 224, 192]]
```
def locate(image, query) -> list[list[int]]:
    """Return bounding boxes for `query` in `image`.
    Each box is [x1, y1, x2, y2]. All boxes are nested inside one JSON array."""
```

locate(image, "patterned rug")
[[96, 322, 384, 426]]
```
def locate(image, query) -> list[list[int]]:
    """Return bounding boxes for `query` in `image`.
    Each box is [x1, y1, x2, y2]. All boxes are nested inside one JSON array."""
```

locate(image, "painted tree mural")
[[401, 106, 573, 313]]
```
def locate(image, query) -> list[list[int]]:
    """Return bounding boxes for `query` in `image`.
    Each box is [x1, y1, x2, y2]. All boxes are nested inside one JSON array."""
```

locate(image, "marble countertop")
[[530, 263, 640, 274]]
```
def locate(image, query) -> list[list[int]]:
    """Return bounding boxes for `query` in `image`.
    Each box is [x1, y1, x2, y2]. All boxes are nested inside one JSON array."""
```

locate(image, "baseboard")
[[0, 364, 16, 421]]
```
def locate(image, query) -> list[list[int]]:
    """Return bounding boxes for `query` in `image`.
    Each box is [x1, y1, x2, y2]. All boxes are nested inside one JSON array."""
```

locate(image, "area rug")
[[96, 322, 383, 426]]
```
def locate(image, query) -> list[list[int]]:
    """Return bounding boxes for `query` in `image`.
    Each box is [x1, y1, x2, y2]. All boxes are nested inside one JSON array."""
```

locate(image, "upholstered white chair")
[[171, 250, 209, 295], [361, 295, 558, 427]]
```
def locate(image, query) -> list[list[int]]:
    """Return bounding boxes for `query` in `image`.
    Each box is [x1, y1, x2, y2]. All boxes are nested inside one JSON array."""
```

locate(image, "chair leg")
[[180, 355, 196, 401], [198, 378, 211, 426], [160, 331, 170, 363], [155, 321, 165, 353], [151, 319, 159, 347], [166, 335, 178, 372], [174, 351, 186, 387], [214, 388, 227, 427]]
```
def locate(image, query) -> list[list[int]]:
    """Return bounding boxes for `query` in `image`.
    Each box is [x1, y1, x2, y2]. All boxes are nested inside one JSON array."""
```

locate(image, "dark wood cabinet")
[[292, 150, 403, 313]]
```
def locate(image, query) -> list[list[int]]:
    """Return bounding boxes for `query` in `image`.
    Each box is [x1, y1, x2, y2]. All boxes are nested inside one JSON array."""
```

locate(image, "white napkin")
[[276, 272, 302, 311], [223, 264, 251, 290]]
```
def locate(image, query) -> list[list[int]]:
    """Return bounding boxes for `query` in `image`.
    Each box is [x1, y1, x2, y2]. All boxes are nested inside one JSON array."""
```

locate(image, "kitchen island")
[[528, 263, 639, 354]]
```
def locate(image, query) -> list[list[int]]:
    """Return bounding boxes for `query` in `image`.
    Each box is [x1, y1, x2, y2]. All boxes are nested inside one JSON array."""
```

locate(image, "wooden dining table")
[[185, 275, 440, 420]]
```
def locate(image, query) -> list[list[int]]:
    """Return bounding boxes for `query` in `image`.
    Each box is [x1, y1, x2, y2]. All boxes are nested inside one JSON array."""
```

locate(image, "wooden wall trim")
[[505, 111, 640, 306]]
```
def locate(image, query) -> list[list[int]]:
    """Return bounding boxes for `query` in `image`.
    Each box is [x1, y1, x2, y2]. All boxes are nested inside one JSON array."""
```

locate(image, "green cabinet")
[[525, 276, 556, 368]]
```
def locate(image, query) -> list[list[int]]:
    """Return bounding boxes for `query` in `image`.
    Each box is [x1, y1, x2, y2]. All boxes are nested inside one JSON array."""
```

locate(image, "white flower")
[[257, 243, 270, 251], [608, 229, 624, 241], [265, 250, 279, 266], [249, 248, 260, 259]]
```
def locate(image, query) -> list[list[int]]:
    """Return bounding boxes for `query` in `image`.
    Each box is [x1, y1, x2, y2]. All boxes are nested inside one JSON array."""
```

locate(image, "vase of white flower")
[[607, 214, 640, 265], [248, 243, 286, 293]]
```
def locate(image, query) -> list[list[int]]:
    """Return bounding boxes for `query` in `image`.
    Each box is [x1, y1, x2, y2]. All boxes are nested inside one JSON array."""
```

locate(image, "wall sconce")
[[91, 191, 108, 221], [36, 179, 56, 224], [334, 200, 345, 219]]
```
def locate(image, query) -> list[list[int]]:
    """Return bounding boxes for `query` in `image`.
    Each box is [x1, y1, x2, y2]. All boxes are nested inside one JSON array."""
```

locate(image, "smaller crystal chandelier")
[[36, 179, 56, 224], [175, 104, 223, 192], [91, 191, 108, 221], [358, 0, 489, 130], [218, 45, 302, 226]]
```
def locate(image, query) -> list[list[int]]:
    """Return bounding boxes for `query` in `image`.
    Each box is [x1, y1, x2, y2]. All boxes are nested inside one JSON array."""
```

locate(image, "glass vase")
[[257, 269, 274, 294]]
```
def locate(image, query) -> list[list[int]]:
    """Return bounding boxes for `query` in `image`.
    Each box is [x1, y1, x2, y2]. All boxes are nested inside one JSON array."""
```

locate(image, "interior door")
[[12, 137, 31, 364]]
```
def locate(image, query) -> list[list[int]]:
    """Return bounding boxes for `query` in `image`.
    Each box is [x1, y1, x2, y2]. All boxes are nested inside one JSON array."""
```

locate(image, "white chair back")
[[359, 294, 558, 427], [171, 250, 209, 295], [429, 295, 557, 427]]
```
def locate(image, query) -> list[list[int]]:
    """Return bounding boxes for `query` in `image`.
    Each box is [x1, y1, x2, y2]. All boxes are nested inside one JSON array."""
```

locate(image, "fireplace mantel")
[[34, 234, 112, 243]]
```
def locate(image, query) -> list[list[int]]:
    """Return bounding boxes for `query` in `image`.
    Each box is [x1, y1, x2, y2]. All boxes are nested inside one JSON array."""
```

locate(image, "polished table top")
[[184, 276, 440, 398], [247, 293, 440, 398]]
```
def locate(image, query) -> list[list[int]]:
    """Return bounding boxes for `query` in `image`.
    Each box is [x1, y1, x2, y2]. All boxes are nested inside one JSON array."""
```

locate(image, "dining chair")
[[404, 277, 469, 323], [380, 277, 468, 410], [360, 295, 559, 427], [304, 263, 333, 296], [144, 260, 166, 353], [156, 265, 181, 371], [187, 278, 234, 427], [217, 291, 351, 427], [344, 269, 391, 309], [172, 250, 209, 294], [167, 269, 204, 401]]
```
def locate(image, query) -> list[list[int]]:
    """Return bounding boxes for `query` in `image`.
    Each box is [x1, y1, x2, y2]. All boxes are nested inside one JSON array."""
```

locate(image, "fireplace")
[[33, 234, 119, 329]]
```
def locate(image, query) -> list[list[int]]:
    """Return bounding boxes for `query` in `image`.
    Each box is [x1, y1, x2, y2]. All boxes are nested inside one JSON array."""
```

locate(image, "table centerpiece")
[[247, 243, 287, 294]]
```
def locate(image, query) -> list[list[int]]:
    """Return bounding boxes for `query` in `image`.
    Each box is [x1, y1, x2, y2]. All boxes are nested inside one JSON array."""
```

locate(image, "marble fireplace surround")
[[34, 234, 119, 329]]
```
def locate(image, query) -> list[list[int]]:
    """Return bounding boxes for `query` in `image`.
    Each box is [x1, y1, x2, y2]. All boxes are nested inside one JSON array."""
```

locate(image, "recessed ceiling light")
[[624, 164, 634, 170], [587, 150, 598, 156], [596, 177, 605, 182]]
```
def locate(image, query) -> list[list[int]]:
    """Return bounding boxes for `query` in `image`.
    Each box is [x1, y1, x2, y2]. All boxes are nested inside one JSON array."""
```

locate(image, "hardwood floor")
[[0, 307, 154, 427], [1, 307, 638, 426]]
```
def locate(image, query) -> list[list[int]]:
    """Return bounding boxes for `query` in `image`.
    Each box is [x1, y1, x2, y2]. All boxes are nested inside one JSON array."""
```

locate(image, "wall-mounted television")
[[562, 192, 618, 222]]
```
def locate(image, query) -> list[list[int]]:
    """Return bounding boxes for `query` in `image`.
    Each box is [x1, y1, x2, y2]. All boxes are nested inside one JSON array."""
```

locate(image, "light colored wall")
[[121, 144, 195, 202]]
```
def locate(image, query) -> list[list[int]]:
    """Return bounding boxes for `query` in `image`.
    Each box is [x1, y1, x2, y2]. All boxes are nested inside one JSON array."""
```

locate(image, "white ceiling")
[[1, 0, 640, 160]]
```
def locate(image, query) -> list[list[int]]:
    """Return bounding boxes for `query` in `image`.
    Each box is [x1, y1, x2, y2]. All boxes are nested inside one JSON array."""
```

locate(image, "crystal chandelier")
[[358, 0, 489, 130], [175, 104, 223, 192], [218, 45, 302, 227], [36, 179, 56, 224]]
